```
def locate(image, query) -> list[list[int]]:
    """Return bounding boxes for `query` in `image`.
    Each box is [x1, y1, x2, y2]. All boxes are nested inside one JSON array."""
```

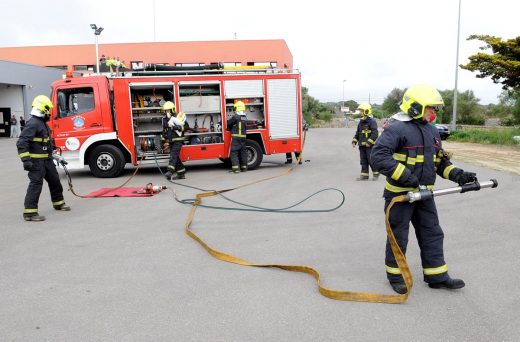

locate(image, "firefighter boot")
[[373, 172, 380, 181], [164, 171, 174, 180], [390, 282, 407, 294], [428, 277, 465, 290], [23, 213, 46, 222], [240, 166, 247, 172], [54, 203, 71, 211], [172, 173, 185, 180], [285, 160, 292, 164], [356, 175, 369, 181]]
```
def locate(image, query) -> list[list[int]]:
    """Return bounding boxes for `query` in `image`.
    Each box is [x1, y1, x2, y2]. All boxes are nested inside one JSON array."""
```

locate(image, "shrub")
[[449, 128, 520, 146]]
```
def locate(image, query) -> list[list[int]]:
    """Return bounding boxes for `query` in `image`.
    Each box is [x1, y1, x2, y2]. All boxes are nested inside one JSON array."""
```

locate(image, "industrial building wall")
[[0, 61, 64, 116], [0, 84, 24, 118], [0, 40, 294, 72]]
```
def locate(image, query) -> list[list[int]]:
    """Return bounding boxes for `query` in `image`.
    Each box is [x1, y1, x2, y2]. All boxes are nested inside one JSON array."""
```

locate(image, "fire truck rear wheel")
[[245, 139, 263, 170], [89, 144, 126, 178]]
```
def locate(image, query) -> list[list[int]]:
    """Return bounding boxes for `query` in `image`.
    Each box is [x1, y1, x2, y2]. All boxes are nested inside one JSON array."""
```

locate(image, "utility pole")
[[90, 24, 104, 73], [452, 0, 462, 131], [342, 80, 346, 106], [153, 0, 156, 41]]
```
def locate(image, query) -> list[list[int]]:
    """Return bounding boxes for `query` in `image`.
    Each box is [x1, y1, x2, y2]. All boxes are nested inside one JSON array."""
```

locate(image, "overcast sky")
[[3, 0, 519, 104]]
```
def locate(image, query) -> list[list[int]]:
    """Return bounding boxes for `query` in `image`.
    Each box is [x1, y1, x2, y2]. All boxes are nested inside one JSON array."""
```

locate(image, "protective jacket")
[[162, 115, 188, 142], [352, 116, 378, 147], [227, 113, 247, 138], [17, 114, 53, 162], [371, 114, 463, 198], [227, 112, 248, 171]]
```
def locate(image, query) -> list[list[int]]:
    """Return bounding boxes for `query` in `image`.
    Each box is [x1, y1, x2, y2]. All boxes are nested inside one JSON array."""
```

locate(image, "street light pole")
[[90, 24, 104, 73], [452, 0, 462, 131], [342, 80, 346, 105], [95, 34, 99, 73]]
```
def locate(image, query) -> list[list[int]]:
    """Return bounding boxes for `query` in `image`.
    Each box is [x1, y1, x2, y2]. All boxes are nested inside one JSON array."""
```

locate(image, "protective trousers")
[[230, 138, 247, 171], [286, 152, 301, 163], [24, 159, 64, 213], [167, 141, 185, 174], [359, 146, 377, 177], [384, 199, 450, 284]]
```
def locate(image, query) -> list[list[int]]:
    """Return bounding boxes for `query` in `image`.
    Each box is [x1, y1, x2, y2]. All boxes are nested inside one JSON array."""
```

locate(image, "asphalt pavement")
[[1, 128, 519, 341]]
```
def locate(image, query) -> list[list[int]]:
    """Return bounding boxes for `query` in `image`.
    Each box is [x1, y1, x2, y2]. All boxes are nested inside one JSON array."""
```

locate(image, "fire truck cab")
[[49, 68, 303, 177]]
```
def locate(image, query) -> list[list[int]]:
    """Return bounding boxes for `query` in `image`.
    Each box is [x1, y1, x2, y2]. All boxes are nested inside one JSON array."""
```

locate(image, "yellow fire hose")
[[182, 179, 497, 304]]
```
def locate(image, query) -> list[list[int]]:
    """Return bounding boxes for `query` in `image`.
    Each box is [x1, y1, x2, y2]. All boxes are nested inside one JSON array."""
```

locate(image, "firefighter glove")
[[401, 174, 419, 188], [23, 160, 33, 171], [455, 171, 477, 185]]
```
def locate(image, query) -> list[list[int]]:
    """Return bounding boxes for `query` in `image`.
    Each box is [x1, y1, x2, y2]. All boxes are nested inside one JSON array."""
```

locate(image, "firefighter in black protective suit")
[[17, 95, 71, 222], [371, 84, 477, 294], [162, 101, 188, 180], [227, 100, 248, 173], [352, 103, 380, 180]]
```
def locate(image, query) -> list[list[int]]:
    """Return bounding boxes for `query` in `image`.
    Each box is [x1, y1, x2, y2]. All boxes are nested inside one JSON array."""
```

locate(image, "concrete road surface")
[[1, 128, 518, 341]]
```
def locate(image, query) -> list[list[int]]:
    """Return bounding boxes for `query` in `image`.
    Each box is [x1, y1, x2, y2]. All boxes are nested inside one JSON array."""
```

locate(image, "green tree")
[[497, 89, 520, 125], [439, 89, 483, 125], [382, 88, 405, 116], [342, 100, 358, 112], [301, 87, 334, 123], [301, 86, 320, 123], [460, 35, 520, 90]]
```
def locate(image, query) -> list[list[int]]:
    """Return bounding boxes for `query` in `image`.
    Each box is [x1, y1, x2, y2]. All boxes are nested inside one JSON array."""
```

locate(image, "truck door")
[[51, 84, 103, 152]]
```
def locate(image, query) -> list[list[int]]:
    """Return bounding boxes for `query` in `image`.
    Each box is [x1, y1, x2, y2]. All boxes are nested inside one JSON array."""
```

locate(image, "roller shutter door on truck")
[[267, 78, 298, 139]]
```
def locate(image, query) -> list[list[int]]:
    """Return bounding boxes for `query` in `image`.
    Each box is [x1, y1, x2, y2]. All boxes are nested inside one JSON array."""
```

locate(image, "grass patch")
[[449, 128, 520, 146]]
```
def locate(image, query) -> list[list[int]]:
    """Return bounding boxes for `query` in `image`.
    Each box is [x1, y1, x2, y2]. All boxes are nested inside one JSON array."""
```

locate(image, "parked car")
[[435, 124, 450, 140]]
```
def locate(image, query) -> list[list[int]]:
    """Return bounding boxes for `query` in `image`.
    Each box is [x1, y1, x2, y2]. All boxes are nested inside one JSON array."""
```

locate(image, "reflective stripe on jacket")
[[353, 117, 378, 147], [370, 116, 462, 198], [162, 116, 188, 142], [16, 116, 53, 161], [227, 113, 247, 138]]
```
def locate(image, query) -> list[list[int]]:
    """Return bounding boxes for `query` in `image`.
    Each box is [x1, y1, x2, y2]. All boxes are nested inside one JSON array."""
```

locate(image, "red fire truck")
[[49, 66, 303, 177]]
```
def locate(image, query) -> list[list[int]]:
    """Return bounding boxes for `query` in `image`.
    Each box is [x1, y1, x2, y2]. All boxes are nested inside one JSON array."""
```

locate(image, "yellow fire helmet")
[[32, 95, 54, 115], [400, 84, 444, 119], [357, 103, 372, 116], [234, 100, 246, 113], [162, 101, 176, 112]]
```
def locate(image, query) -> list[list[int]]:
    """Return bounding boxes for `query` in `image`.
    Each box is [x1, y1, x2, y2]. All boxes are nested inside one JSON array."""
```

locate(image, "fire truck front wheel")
[[89, 144, 126, 178], [245, 139, 263, 170]]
